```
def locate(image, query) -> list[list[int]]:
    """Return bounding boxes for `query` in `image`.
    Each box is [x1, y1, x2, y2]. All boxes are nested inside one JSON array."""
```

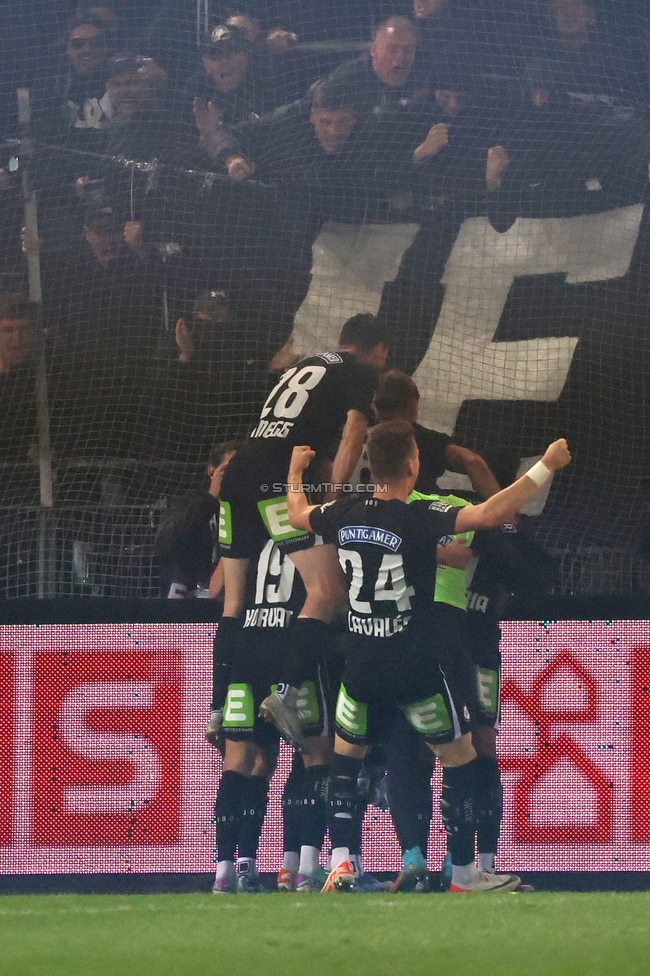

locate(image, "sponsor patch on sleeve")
[[317, 352, 343, 364], [338, 526, 402, 551], [428, 501, 453, 513]]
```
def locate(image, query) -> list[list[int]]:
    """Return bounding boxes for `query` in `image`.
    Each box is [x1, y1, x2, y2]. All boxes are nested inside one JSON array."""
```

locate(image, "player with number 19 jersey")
[[219, 352, 378, 558], [222, 539, 328, 745]]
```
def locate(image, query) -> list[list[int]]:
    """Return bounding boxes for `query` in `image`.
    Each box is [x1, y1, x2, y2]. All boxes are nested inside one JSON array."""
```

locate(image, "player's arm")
[[286, 445, 319, 530], [327, 409, 369, 501], [437, 539, 475, 568], [444, 444, 501, 499], [454, 439, 571, 533]]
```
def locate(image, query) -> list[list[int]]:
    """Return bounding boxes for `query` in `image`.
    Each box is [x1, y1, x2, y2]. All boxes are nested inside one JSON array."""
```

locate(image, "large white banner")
[[292, 206, 643, 433]]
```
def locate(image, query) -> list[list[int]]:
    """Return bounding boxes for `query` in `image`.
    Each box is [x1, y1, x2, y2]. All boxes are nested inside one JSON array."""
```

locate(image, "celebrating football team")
[[207, 312, 571, 895]]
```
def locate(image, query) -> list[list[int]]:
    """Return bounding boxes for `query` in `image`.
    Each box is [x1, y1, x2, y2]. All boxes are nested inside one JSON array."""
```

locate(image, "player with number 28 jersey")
[[220, 349, 379, 558]]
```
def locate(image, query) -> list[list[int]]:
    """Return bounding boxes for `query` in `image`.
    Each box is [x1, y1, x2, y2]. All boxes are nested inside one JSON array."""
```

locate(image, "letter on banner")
[[292, 207, 643, 432], [292, 221, 419, 355], [60, 682, 162, 815]]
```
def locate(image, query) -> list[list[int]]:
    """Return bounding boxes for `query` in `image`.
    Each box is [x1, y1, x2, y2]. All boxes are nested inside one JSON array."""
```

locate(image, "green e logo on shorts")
[[335, 684, 368, 738], [476, 666, 499, 715], [258, 497, 307, 542], [401, 694, 452, 735], [218, 501, 232, 544], [270, 681, 320, 727], [222, 683, 254, 728], [297, 681, 320, 726]]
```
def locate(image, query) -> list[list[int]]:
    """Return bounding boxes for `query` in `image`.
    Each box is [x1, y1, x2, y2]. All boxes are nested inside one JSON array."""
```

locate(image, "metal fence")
[[0, 505, 160, 599], [0, 504, 647, 600]]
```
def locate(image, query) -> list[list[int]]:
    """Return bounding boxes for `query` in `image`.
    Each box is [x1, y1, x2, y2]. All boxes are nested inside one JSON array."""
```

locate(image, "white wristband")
[[525, 460, 552, 488]]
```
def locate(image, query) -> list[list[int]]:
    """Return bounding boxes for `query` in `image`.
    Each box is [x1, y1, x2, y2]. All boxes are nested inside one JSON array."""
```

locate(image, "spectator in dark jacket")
[[328, 15, 428, 120], [186, 23, 275, 149]]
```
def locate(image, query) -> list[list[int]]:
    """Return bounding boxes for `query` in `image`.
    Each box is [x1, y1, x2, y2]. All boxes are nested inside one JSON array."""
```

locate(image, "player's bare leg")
[[260, 545, 346, 749]]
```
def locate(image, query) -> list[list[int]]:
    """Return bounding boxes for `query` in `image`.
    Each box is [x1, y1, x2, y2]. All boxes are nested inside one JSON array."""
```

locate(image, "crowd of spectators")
[[0, 1, 649, 501]]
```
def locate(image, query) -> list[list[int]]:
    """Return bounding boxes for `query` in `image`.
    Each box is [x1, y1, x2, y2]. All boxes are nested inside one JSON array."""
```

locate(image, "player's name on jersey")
[[250, 419, 294, 439], [466, 590, 490, 613], [242, 606, 294, 629], [338, 526, 402, 551], [348, 611, 412, 637]]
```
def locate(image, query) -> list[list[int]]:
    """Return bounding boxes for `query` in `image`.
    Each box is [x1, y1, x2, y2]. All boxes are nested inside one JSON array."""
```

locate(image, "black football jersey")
[[309, 495, 459, 639], [413, 423, 452, 493], [242, 539, 306, 631], [248, 351, 378, 459], [468, 519, 557, 625]]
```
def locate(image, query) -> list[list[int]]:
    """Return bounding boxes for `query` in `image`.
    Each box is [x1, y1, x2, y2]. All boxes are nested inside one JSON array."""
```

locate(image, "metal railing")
[[0, 504, 646, 599], [0, 505, 160, 599]]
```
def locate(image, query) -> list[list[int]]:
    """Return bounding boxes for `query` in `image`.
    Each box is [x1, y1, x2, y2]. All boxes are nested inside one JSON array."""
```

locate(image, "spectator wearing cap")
[[225, 11, 297, 57], [224, 9, 298, 106], [30, 29, 169, 246], [74, 53, 197, 227], [185, 24, 275, 154], [38, 202, 163, 354], [95, 51, 195, 167]]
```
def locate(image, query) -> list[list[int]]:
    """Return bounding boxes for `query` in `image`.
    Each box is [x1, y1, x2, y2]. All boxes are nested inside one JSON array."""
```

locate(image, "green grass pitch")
[[2, 891, 649, 976]]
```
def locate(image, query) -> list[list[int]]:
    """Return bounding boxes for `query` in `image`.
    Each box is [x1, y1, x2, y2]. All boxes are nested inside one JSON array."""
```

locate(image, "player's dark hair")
[[373, 369, 419, 418], [371, 15, 418, 41], [338, 313, 388, 353], [208, 440, 239, 467], [367, 419, 417, 481]]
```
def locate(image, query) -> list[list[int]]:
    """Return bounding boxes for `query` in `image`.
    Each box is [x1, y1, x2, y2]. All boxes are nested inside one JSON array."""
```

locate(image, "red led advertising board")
[[0, 620, 649, 875]]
